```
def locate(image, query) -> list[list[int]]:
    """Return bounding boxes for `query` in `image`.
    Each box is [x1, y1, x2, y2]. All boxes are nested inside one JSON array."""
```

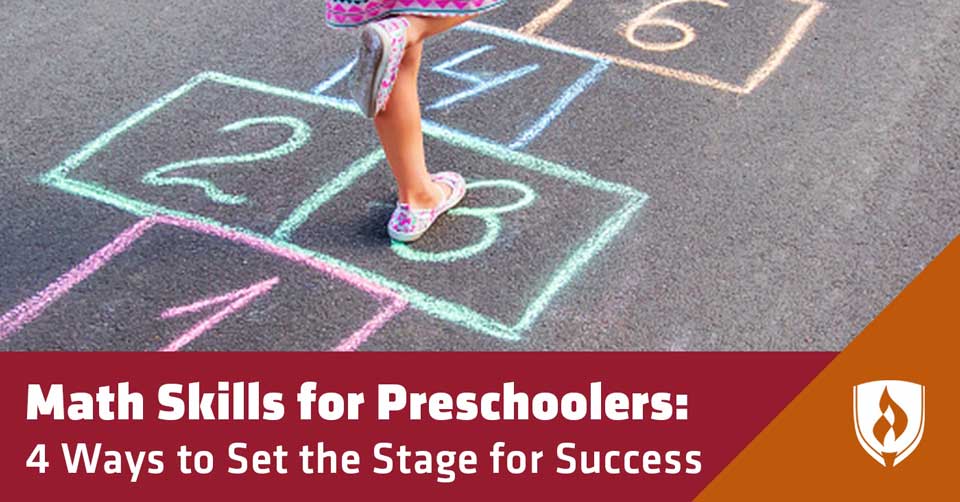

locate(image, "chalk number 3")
[[625, 0, 729, 52], [392, 180, 537, 263]]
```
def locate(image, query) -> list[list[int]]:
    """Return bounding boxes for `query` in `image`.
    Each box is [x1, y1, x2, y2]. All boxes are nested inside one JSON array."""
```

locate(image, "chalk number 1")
[[26, 444, 49, 474]]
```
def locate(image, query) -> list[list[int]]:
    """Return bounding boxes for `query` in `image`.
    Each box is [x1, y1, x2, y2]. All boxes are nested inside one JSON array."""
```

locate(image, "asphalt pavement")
[[0, 0, 957, 351]]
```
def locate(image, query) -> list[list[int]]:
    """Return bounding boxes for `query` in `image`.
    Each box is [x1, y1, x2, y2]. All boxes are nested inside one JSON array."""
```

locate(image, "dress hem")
[[325, 2, 506, 29]]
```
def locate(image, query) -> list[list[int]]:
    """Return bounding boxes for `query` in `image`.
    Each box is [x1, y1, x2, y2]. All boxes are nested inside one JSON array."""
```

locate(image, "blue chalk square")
[[312, 22, 609, 150]]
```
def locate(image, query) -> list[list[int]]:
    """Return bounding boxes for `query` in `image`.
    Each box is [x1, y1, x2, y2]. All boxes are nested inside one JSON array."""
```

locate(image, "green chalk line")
[[515, 195, 648, 333], [41, 73, 209, 184], [454, 179, 539, 216], [273, 148, 386, 241], [39, 71, 650, 341]]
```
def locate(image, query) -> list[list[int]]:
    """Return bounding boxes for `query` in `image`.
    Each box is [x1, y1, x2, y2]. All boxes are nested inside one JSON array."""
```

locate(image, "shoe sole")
[[388, 186, 467, 243], [352, 24, 392, 119]]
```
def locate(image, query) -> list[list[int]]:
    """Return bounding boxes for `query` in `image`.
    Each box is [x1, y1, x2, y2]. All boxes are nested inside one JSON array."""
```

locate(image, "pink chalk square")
[[0, 216, 407, 351]]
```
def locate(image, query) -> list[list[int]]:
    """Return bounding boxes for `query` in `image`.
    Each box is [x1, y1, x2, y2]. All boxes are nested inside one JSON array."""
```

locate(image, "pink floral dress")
[[325, 0, 507, 28]]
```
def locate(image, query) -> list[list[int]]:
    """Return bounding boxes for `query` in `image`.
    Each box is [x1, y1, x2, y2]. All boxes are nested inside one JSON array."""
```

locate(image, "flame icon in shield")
[[853, 380, 925, 467]]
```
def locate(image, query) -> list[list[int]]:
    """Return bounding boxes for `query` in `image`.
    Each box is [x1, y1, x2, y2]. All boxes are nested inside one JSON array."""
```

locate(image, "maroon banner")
[[0, 353, 832, 500]]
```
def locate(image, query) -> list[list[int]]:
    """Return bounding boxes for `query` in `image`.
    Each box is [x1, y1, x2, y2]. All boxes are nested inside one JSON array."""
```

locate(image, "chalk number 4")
[[26, 444, 49, 474]]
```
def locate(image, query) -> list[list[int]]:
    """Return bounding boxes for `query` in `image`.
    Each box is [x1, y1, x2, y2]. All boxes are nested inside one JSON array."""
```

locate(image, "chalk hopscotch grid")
[[36, 72, 647, 341], [312, 23, 611, 151], [7, 1, 825, 345], [0, 215, 408, 351]]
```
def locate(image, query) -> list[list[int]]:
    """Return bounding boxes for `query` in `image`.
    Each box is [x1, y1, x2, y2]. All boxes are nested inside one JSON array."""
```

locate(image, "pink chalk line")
[[0, 215, 407, 351], [331, 298, 407, 352], [0, 218, 158, 341], [159, 277, 280, 352]]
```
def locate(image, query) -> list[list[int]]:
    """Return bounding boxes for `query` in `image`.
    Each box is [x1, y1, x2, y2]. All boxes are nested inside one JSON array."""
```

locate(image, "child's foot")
[[388, 172, 467, 243], [350, 17, 409, 118]]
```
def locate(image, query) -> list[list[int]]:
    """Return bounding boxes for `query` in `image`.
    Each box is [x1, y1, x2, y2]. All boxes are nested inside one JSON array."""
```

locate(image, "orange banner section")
[[698, 236, 959, 500]]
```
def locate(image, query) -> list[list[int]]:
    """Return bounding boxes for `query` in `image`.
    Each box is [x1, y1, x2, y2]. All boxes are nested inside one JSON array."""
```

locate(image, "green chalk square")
[[40, 73, 379, 236], [280, 141, 632, 327], [41, 72, 649, 341]]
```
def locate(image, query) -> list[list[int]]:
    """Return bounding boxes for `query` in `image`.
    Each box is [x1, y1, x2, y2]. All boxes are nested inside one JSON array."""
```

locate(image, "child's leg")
[[373, 41, 434, 207], [373, 15, 478, 209]]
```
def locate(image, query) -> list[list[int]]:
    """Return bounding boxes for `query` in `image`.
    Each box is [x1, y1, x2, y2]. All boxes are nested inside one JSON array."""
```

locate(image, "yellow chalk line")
[[518, 0, 574, 35], [742, 0, 827, 93], [479, 21, 747, 94]]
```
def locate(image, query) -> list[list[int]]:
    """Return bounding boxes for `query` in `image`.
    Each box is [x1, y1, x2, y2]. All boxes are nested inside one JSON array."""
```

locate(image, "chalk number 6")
[[625, 0, 729, 52]]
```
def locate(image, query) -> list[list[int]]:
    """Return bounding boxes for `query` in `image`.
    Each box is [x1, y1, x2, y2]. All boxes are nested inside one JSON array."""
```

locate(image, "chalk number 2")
[[142, 116, 312, 205], [26, 444, 49, 474], [625, 0, 729, 52]]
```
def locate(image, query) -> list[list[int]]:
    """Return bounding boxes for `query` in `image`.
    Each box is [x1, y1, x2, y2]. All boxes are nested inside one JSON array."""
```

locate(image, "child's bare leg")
[[374, 41, 433, 207], [373, 15, 478, 209]]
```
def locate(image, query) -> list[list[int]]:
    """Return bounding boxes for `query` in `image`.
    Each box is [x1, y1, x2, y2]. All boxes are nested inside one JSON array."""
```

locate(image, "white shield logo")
[[853, 380, 925, 467]]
